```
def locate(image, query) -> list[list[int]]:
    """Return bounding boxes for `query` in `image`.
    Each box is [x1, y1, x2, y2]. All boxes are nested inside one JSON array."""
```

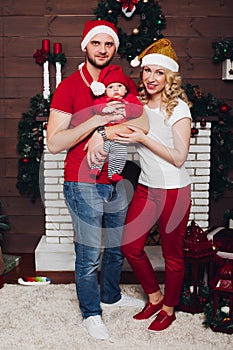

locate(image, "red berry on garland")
[[191, 127, 199, 136], [200, 119, 206, 128], [22, 157, 29, 163], [220, 103, 229, 113]]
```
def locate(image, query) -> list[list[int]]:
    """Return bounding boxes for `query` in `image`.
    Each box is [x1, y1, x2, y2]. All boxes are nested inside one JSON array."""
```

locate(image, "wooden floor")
[[3, 253, 164, 285]]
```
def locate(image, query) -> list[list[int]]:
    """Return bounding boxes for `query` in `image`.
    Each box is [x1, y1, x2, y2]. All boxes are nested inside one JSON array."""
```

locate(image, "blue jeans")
[[63, 181, 128, 318]]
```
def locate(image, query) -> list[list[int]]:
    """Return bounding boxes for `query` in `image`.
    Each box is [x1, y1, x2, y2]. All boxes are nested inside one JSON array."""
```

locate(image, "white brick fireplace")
[[35, 122, 211, 271]]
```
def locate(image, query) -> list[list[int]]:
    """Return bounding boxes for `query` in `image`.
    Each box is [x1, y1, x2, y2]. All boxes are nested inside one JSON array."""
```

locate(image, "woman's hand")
[[84, 131, 108, 167], [115, 125, 146, 144]]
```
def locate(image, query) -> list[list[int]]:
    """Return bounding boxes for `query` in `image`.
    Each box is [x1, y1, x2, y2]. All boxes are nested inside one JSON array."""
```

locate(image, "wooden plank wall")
[[1, 0, 233, 253]]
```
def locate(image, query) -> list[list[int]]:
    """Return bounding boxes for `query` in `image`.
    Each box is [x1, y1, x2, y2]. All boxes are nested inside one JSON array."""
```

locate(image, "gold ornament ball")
[[133, 28, 139, 35], [222, 317, 231, 325], [108, 10, 112, 14]]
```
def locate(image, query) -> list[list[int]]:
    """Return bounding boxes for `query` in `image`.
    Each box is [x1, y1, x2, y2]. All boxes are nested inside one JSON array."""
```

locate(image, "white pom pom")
[[90, 81, 106, 96], [130, 56, 140, 67]]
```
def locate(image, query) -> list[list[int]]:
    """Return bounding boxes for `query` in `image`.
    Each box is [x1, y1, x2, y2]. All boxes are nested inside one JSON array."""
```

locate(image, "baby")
[[91, 65, 143, 182]]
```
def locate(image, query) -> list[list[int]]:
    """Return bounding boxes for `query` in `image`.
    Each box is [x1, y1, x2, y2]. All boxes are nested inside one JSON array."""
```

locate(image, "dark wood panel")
[[3, 0, 53, 16], [7, 215, 45, 234], [4, 58, 73, 78], [3, 233, 42, 253], [1, 196, 44, 216], [0, 138, 19, 158], [209, 196, 233, 227], [0, 37, 3, 57], [2, 98, 31, 119], [0, 178, 19, 196], [3, 16, 52, 36], [5, 158, 18, 177], [0, 160, 6, 177], [182, 78, 233, 103], [3, 0, 98, 16], [0, 119, 5, 138], [163, 17, 233, 38], [4, 118, 19, 137], [180, 59, 222, 79], [162, 0, 233, 17], [4, 36, 85, 57], [4, 77, 49, 98]]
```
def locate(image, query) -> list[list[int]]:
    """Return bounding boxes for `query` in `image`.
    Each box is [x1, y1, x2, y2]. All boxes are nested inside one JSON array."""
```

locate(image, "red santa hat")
[[99, 65, 129, 90], [81, 20, 119, 52], [89, 65, 129, 97]]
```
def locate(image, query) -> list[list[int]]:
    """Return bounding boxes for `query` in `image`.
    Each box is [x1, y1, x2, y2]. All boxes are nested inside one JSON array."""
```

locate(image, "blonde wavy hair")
[[138, 69, 192, 120]]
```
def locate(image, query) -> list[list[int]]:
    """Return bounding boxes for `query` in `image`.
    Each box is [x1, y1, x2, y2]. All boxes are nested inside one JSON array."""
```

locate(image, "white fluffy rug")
[[0, 284, 232, 350]]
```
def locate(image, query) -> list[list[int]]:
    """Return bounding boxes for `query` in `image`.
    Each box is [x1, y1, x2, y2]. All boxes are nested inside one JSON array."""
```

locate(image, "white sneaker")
[[101, 293, 145, 308], [83, 315, 109, 340]]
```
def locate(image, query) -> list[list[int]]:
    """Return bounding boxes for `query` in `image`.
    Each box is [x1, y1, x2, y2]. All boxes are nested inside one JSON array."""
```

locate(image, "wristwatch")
[[97, 126, 108, 141]]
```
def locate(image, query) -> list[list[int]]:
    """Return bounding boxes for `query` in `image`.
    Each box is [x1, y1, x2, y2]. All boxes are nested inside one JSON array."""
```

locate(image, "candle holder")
[[42, 39, 50, 53], [53, 43, 63, 87], [222, 59, 233, 80], [43, 60, 50, 99], [54, 42, 62, 55]]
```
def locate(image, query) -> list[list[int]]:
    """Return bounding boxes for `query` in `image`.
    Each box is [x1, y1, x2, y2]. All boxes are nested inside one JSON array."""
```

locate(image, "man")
[[46, 20, 145, 340]]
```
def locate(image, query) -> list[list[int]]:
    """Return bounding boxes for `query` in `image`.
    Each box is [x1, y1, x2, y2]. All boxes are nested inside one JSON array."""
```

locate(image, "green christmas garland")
[[203, 299, 233, 334], [16, 94, 51, 201], [184, 84, 233, 199], [212, 39, 233, 63], [94, 0, 166, 63], [179, 280, 210, 308]]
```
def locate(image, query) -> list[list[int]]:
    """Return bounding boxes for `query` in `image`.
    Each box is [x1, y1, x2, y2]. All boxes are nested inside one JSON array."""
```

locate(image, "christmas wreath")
[[94, 0, 166, 63]]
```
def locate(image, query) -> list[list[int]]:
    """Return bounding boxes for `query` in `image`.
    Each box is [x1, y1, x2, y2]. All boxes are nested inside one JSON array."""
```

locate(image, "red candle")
[[54, 42, 62, 54], [42, 39, 50, 53]]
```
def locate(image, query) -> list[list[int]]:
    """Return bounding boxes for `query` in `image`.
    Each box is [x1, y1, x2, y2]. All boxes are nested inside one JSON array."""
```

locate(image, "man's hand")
[[84, 131, 108, 167]]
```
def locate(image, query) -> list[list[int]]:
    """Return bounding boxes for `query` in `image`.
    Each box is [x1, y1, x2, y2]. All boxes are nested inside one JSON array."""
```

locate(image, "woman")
[[118, 38, 192, 332]]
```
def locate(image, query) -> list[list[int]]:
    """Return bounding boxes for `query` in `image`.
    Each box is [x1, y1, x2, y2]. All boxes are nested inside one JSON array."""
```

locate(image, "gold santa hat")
[[130, 38, 179, 72]]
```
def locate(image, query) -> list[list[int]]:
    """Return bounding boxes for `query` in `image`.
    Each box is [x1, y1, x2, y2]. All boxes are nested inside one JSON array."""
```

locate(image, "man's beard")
[[86, 54, 111, 69]]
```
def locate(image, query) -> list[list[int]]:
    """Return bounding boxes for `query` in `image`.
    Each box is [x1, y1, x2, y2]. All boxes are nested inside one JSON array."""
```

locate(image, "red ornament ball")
[[220, 104, 229, 113], [22, 157, 29, 163], [200, 119, 206, 128], [44, 123, 48, 130], [191, 127, 199, 136]]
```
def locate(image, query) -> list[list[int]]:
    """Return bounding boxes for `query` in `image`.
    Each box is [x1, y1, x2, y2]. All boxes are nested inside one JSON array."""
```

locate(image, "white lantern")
[[222, 59, 233, 80]]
